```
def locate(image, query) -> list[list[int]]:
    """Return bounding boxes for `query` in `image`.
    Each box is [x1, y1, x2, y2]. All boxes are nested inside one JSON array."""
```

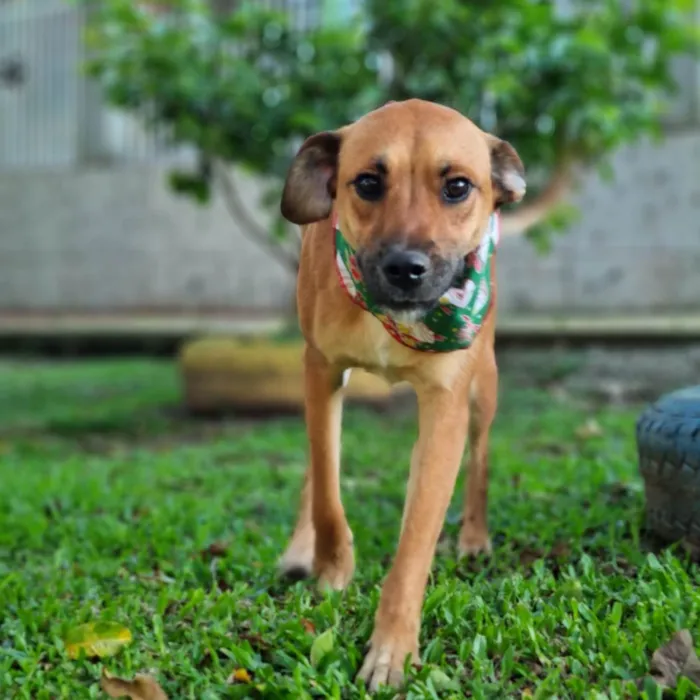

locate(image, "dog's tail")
[[500, 158, 574, 237]]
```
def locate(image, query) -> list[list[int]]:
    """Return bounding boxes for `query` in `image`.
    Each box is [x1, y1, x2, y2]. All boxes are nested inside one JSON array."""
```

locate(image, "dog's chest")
[[314, 309, 412, 382]]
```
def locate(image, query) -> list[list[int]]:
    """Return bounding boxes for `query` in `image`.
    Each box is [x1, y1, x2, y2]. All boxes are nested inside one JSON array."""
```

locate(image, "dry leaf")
[[574, 418, 603, 440], [518, 546, 544, 568], [227, 668, 252, 684], [200, 541, 229, 560], [101, 668, 169, 699], [64, 622, 132, 660], [550, 540, 571, 559], [301, 618, 316, 635], [638, 630, 700, 690]]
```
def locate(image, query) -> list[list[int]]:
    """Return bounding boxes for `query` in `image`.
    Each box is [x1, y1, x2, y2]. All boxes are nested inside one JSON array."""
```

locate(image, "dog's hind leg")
[[278, 346, 354, 590], [278, 466, 315, 580], [458, 348, 497, 557]]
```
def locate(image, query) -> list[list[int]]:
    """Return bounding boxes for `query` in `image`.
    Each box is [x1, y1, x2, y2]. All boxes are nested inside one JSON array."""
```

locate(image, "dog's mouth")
[[357, 247, 465, 314]]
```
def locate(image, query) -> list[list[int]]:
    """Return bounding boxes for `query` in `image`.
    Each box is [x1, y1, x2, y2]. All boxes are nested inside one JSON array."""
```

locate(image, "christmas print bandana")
[[334, 213, 499, 353]]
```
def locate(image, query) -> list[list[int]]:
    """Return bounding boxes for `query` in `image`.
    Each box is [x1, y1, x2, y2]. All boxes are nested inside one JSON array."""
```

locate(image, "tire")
[[636, 386, 700, 545]]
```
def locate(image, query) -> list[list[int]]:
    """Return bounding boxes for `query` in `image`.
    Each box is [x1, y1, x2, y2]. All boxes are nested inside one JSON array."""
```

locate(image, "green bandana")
[[334, 214, 499, 352]]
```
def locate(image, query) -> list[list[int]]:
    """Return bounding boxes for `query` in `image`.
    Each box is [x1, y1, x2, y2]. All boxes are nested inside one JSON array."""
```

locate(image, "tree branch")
[[213, 161, 300, 272], [499, 155, 576, 237]]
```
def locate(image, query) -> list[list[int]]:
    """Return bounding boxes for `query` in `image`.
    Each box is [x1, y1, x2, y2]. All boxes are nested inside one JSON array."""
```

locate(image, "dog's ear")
[[486, 135, 526, 208], [281, 131, 343, 225]]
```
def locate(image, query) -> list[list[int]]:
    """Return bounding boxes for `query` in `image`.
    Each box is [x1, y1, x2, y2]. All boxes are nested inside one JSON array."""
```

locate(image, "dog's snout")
[[381, 249, 430, 291]]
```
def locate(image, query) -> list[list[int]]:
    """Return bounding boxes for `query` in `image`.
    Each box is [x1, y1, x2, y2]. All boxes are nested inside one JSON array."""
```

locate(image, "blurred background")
[[0, 0, 699, 415]]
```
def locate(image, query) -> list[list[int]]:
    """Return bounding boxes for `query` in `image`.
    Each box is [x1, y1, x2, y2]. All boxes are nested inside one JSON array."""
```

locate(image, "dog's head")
[[281, 99, 526, 314]]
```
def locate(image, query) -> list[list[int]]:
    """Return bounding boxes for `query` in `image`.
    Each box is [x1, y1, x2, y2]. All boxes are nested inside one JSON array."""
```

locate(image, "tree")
[[85, 0, 699, 268]]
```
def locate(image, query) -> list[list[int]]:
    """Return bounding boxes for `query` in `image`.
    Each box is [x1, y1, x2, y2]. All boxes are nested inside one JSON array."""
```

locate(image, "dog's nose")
[[381, 249, 430, 290]]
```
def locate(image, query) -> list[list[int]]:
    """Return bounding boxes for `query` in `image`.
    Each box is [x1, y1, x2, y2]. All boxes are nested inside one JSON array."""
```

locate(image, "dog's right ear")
[[280, 131, 343, 225]]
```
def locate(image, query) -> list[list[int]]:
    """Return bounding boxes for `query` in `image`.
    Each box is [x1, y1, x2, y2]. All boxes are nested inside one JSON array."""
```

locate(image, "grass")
[[1, 358, 699, 699]]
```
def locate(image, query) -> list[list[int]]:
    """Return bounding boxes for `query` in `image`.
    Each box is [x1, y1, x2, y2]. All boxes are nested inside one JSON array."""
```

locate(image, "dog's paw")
[[458, 528, 492, 558], [356, 630, 419, 691], [314, 542, 355, 592], [278, 525, 315, 581]]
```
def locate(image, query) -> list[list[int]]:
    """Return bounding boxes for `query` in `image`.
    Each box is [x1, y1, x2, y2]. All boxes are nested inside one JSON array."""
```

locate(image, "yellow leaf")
[[64, 622, 132, 660], [228, 668, 252, 684], [574, 418, 603, 440], [100, 668, 169, 700]]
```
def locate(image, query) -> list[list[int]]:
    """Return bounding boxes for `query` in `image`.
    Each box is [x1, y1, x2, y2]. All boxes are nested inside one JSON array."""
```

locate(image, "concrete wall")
[[1, 130, 699, 317], [0, 165, 296, 312], [497, 130, 700, 314]]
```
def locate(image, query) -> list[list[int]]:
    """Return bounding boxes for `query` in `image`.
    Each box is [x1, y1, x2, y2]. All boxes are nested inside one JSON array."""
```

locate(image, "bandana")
[[333, 213, 499, 352]]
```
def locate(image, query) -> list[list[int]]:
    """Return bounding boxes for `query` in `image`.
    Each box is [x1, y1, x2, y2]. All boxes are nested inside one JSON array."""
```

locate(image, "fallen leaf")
[[575, 418, 603, 440], [300, 618, 316, 634], [227, 668, 252, 684], [428, 667, 459, 691], [100, 668, 168, 699], [600, 556, 637, 577], [518, 546, 544, 568], [64, 622, 132, 660], [200, 541, 228, 560], [550, 540, 571, 559], [239, 631, 268, 649], [637, 630, 700, 690], [525, 660, 545, 678], [310, 628, 334, 667], [602, 481, 635, 505]]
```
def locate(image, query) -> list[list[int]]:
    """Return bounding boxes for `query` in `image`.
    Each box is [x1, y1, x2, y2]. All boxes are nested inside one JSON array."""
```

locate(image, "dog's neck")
[[333, 214, 500, 353]]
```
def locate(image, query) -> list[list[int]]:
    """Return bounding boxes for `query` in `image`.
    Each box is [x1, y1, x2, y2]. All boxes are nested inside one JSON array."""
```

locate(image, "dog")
[[277, 98, 567, 690]]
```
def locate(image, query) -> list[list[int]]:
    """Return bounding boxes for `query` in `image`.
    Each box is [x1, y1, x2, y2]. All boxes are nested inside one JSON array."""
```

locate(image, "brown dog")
[[277, 99, 563, 690]]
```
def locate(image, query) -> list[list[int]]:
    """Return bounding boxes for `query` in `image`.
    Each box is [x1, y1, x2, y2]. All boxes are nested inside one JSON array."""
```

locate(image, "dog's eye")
[[442, 177, 472, 204], [353, 173, 384, 202]]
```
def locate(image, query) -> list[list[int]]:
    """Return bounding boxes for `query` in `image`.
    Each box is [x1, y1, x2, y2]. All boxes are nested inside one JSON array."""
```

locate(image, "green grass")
[[1, 359, 698, 699]]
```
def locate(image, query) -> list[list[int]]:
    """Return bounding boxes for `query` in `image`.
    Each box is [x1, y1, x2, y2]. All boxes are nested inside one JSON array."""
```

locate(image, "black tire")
[[636, 386, 700, 544]]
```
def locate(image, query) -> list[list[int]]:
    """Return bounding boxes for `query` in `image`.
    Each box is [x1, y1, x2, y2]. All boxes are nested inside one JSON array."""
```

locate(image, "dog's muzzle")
[[358, 244, 463, 312]]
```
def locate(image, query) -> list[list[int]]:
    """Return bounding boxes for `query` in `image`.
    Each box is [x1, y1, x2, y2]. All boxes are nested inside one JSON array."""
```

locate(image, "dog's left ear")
[[281, 131, 343, 225], [486, 135, 526, 208]]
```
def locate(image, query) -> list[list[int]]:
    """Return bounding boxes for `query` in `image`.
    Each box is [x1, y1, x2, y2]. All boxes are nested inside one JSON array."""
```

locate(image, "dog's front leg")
[[279, 345, 354, 590], [358, 383, 469, 690]]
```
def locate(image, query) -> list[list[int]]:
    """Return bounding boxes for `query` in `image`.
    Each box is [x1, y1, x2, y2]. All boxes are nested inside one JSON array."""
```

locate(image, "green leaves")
[[428, 667, 459, 691], [82, 0, 699, 255], [168, 171, 211, 205], [309, 628, 335, 667], [84, 1, 375, 181]]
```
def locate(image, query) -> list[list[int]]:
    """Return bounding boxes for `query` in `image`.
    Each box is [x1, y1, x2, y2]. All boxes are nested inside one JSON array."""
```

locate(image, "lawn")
[[1, 358, 698, 699]]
